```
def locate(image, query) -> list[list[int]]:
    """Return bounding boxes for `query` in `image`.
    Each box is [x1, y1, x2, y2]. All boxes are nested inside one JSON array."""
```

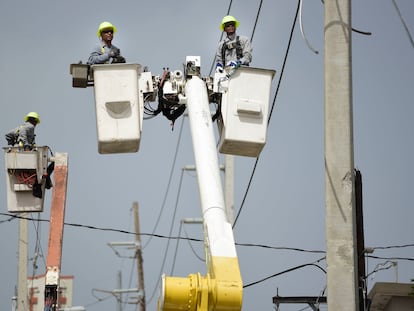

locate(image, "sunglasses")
[[101, 29, 113, 34]]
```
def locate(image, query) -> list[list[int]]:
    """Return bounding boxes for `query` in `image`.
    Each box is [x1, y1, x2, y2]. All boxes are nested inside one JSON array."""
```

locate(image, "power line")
[[233, 0, 302, 228], [243, 257, 326, 288], [142, 116, 185, 249], [250, 0, 264, 43], [392, 0, 414, 48], [146, 168, 184, 305], [2, 212, 413, 256]]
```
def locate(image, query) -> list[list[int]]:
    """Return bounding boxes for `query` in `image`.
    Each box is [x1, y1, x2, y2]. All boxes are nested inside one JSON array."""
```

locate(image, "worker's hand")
[[112, 55, 126, 63], [215, 63, 224, 73], [228, 60, 241, 68], [109, 48, 120, 58]]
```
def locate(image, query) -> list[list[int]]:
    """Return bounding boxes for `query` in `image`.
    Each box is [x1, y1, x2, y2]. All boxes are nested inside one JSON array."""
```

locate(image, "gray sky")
[[1, 0, 413, 310]]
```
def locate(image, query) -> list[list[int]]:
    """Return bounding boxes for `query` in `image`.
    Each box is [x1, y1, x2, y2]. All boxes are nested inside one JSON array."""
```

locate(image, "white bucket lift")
[[215, 66, 275, 157], [3, 146, 49, 212], [91, 64, 145, 154]]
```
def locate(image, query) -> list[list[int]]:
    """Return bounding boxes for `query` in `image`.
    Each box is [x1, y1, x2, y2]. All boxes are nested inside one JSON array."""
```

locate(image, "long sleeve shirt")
[[216, 33, 253, 66], [5, 121, 36, 148], [87, 43, 121, 65]]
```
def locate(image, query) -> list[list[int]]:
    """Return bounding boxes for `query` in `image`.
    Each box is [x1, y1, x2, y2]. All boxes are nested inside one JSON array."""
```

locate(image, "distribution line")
[[233, 0, 302, 229], [146, 168, 185, 305], [2, 212, 413, 257], [142, 116, 185, 249]]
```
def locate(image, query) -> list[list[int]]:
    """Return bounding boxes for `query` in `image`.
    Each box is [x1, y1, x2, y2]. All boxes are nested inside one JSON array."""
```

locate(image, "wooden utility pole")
[[133, 202, 146, 311], [324, 0, 359, 310]]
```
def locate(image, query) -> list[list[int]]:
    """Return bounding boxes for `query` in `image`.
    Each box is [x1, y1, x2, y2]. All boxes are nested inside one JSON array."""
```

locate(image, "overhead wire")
[[208, 0, 233, 75], [299, 0, 319, 54], [233, 0, 302, 228], [391, 0, 414, 48], [319, 0, 371, 36], [146, 168, 185, 305], [142, 116, 185, 249], [122, 207, 137, 309], [182, 223, 205, 262], [169, 220, 183, 275], [3, 212, 414, 258], [250, 0, 264, 43], [28, 213, 44, 307], [243, 256, 326, 288]]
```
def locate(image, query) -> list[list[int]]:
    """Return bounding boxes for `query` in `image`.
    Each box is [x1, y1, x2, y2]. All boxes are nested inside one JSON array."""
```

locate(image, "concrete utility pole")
[[17, 213, 28, 311], [324, 0, 360, 310], [133, 202, 146, 311]]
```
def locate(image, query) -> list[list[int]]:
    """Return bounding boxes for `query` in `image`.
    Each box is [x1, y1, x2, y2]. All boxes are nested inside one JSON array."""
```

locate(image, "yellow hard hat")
[[220, 15, 240, 31], [25, 112, 40, 124], [97, 21, 117, 37]]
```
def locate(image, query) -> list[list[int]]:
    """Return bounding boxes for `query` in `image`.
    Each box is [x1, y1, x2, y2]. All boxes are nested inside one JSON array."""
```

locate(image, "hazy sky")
[[1, 1, 413, 310]]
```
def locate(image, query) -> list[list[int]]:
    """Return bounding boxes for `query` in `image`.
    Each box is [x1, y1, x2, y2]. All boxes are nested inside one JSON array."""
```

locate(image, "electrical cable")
[[319, 0, 372, 36], [250, 0, 264, 43], [371, 243, 414, 250], [243, 256, 326, 288], [391, 0, 414, 48], [123, 208, 137, 310], [299, 0, 319, 54], [146, 169, 185, 305], [3, 212, 413, 258], [209, 0, 233, 75], [366, 260, 398, 279], [123, 258, 137, 310], [28, 213, 43, 307], [183, 223, 205, 262], [169, 221, 183, 275], [367, 255, 414, 262], [142, 116, 185, 249], [233, 0, 302, 229]]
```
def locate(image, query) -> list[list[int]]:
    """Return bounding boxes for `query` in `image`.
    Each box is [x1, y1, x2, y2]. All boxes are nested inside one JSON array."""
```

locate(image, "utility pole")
[[183, 155, 234, 225], [106, 203, 145, 308], [324, 0, 359, 310], [17, 213, 28, 311], [116, 271, 122, 311], [133, 202, 146, 311]]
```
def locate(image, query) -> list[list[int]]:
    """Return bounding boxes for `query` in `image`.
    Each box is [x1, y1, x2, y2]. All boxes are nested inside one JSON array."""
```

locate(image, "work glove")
[[228, 60, 241, 68], [215, 63, 224, 73], [109, 48, 120, 58], [18, 141, 23, 148], [112, 55, 126, 63]]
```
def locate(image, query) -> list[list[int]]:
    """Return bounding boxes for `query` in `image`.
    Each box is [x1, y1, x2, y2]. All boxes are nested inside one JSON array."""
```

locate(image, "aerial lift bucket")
[[3, 146, 49, 212], [91, 64, 144, 154], [216, 66, 275, 157]]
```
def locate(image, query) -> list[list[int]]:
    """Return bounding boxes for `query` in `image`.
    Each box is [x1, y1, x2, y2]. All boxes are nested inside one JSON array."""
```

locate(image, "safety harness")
[[5, 126, 22, 146], [221, 36, 243, 63]]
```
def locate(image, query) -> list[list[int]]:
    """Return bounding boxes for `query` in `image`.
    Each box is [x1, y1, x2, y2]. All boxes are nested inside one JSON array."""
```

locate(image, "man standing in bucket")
[[87, 21, 126, 65], [216, 15, 252, 73]]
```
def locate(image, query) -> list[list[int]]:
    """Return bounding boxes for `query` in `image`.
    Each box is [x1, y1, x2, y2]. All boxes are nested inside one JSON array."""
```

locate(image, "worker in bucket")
[[87, 21, 126, 64], [215, 15, 252, 73], [5, 112, 40, 151]]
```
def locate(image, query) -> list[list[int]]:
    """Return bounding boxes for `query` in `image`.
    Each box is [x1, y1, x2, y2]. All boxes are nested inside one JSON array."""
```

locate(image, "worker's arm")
[[87, 45, 110, 65]]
